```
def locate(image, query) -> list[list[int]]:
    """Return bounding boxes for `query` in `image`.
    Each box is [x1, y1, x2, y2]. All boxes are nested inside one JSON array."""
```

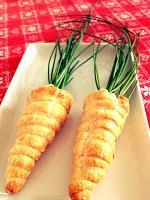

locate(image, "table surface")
[[0, 0, 150, 127]]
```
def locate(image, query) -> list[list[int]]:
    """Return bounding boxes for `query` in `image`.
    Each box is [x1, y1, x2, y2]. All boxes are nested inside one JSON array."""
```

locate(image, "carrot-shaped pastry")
[[5, 85, 72, 194], [69, 19, 140, 200], [5, 20, 92, 194]]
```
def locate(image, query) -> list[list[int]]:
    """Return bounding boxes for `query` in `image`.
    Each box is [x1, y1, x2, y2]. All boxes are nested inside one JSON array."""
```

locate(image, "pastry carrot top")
[[64, 14, 140, 97], [90, 16, 140, 98], [47, 14, 93, 89]]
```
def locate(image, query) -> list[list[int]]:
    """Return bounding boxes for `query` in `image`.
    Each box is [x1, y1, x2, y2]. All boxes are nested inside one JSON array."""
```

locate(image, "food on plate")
[[69, 89, 129, 200], [4, 20, 91, 193], [69, 17, 139, 200], [5, 85, 72, 193]]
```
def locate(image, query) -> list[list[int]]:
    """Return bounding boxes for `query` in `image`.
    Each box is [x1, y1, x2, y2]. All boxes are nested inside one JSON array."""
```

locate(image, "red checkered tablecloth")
[[0, 0, 150, 126]]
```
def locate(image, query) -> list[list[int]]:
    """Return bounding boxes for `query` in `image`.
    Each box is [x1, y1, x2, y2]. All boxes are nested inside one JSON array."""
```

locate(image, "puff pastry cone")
[[69, 89, 129, 200], [5, 22, 90, 193], [68, 16, 139, 199], [5, 85, 72, 193]]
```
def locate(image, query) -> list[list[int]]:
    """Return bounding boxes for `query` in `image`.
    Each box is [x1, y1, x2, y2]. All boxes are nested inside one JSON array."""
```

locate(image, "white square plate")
[[0, 43, 149, 200]]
